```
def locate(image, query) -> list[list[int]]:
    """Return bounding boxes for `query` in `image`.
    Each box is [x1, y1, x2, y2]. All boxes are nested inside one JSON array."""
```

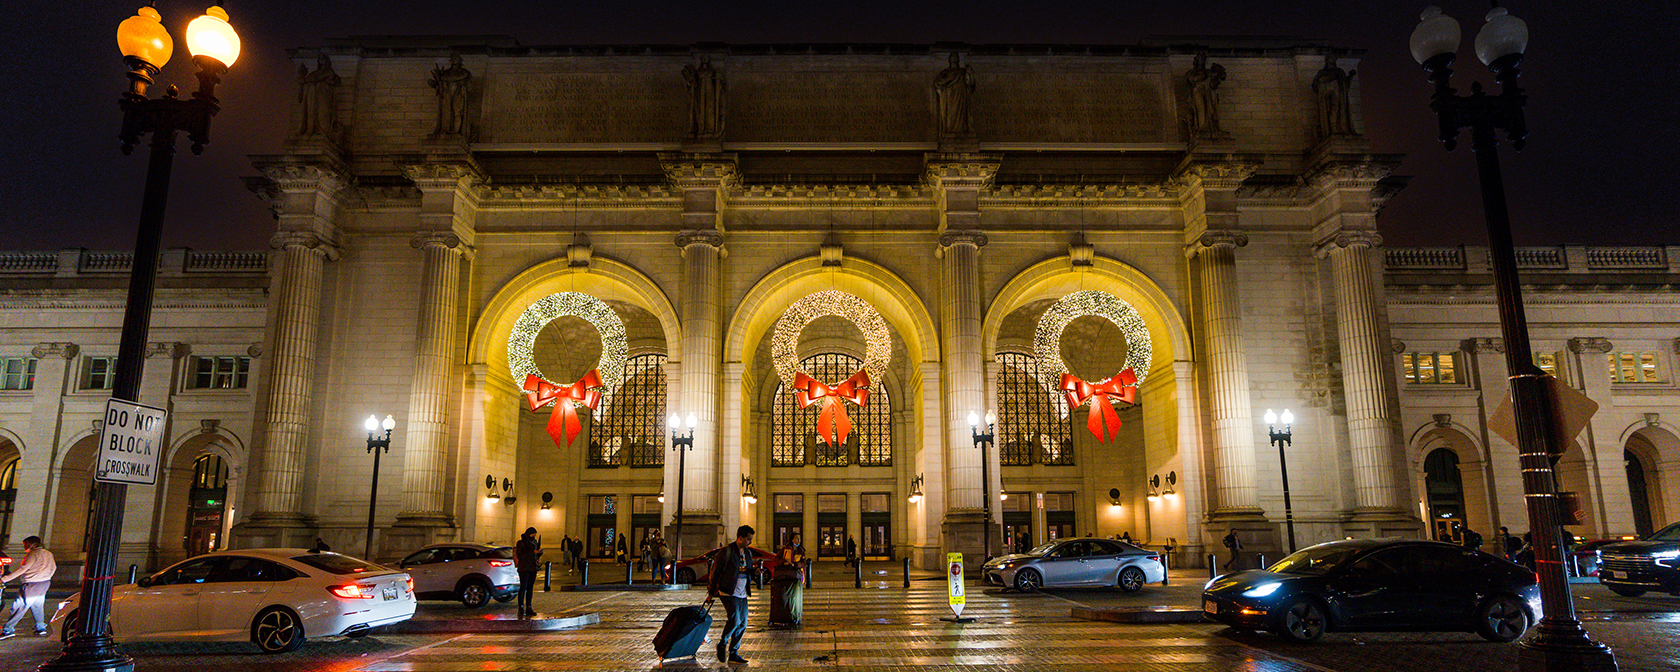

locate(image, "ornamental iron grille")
[[771, 352, 892, 467], [592, 353, 668, 467], [995, 352, 1074, 466]]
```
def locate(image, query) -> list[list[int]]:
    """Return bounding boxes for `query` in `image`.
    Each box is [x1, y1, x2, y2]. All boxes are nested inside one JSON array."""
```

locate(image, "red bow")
[[1059, 368, 1137, 443], [793, 370, 871, 448], [523, 371, 603, 447]]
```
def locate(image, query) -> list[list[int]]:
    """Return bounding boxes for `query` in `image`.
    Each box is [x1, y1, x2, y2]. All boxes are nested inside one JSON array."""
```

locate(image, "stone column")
[[398, 232, 467, 523], [1190, 230, 1260, 515], [1321, 231, 1406, 514], [719, 362, 745, 537]]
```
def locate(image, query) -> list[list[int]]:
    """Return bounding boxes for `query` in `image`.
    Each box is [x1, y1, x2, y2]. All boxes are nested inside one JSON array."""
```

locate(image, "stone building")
[[1, 38, 1674, 573]]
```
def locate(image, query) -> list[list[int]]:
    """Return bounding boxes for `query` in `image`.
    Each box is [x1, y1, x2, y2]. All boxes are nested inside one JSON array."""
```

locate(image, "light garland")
[[507, 292, 627, 416], [1033, 290, 1152, 390], [771, 290, 892, 388]]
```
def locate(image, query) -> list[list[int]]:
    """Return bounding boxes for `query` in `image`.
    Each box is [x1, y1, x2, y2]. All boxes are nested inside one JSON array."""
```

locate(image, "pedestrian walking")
[[1496, 527, 1516, 560], [706, 525, 756, 665], [2, 536, 55, 638], [616, 532, 629, 565], [515, 527, 543, 617], [769, 532, 806, 627], [561, 534, 574, 570], [845, 535, 857, 568], [640, 532, 653, 569], [1221, 529, 1242, 571]]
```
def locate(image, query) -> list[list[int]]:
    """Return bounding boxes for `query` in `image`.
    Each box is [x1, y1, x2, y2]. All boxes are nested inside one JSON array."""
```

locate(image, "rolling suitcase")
[[653, 600, 713, 661]]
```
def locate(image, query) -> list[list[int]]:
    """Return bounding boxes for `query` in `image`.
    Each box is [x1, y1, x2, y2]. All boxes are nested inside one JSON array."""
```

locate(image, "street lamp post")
[[967, 410, 996, 559], [44, 6, 242, 671], [1409, 6, 1616, 671], [667, 412, 697, 580], [1263, 409, 1297, 554], [363, 415, 395, 561]]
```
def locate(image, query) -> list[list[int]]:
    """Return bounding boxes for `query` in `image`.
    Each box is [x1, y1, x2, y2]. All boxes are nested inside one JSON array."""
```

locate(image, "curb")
[[1069, 607, 1209, 624], [387, 611, 600, 633]]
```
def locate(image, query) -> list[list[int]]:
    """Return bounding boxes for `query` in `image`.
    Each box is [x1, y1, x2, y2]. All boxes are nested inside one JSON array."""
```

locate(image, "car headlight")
[[1241, 582, 1282, 598], [1651, 550, 1680, 560]]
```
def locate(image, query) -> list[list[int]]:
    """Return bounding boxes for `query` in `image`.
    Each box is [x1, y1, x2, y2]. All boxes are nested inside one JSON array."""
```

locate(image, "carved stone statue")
[[681, 57, 726, 139], [429, 54, 473, 137], [1312, 54, 1358, 139], [296, 54, 341, 137], [1184, 52, 1228, 137], [933, 53, 976, 136]]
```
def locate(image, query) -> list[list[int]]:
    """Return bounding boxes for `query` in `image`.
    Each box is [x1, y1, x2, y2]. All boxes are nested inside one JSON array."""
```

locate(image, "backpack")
[[1464, 530, 1483, 548], [1222, 533, 1236, 548]]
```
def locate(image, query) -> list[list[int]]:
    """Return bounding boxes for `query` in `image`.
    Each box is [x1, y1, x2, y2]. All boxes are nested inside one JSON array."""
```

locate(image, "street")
[[0, 562, 1674, 671]]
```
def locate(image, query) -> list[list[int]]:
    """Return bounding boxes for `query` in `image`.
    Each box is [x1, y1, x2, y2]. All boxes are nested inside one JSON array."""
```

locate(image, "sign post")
[[95, 399, 166, 486], [942, 552, 973, 623]]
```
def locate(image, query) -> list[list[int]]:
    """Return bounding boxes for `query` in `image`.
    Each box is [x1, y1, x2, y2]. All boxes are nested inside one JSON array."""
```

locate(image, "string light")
[[507, 292, 628, 415], [1033, 290, 1153, 390], [771, 290, 892, 389]]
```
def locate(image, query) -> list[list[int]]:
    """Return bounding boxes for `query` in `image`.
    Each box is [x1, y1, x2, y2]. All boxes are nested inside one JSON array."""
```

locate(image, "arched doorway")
[[1424, 448, 1466, 542], [49, 434, 100, 559], [0, 457, 17, 551], [186, 454, 229, 555]]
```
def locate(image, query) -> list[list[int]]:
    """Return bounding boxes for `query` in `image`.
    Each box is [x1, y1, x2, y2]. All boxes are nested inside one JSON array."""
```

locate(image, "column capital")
[[254, 160, 352, 195], [270, 230, 342, 260], [399, 161, 485, 190], [659, 154, 739, 189], [1568, 337, 1614, 354], [1314, 229, 1384, 257], [410, 230, 470, 253], [1188, 229, 1248, 255], [1461, 337, 1506, 354], [31, 342, 79, 359], [145, 342, 190, 359], [938, 229, 989, 250], [923, 154, 1001, 189], [675, 229, 725, 249], [1306, 160, 1397, 190]]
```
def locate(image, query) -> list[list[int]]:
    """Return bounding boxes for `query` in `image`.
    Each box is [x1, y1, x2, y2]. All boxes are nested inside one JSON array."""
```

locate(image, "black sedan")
[[1202, 538, 1539, 643]]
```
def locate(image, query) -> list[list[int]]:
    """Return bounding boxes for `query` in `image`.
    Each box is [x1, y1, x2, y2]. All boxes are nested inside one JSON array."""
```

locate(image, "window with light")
[[771, 353, 891, 467], [995, 352, 1073, 466], [593, 353, 668, 467], [1402, 352, 1459, 385]]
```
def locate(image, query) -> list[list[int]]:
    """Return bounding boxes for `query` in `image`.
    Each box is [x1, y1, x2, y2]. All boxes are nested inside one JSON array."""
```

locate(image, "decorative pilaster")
[[1318, 230, 1406, 514], [398, 231, 468, 525], [1188, 230, 1260, 515]]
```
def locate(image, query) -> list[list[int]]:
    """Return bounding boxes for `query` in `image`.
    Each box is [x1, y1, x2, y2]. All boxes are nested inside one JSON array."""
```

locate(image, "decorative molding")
[[924, 154, 1002, 188], [256, 162, 351, 195], [566, 233, 593, 269], [479, 183, 678, 205], [146, 342, 190, 359], [399, 162, 485, 189], [31, 342, 79, 360], [985, 182, 1176, 203], [1390, 339, 1406, 354], [938, 229, 988, 249], [200, 419, 221, 434], [659, 155, 739, 189], [410, 231, 467, 252], [1068, 233, 1094, 267], [1567, 337, 1613, 354], [247, 343, 264, 358], [819, 232, 844, 267], [1673, 338, 1680, 355], [1646, 413, 1662, 428], [1432, 413, 1453, 428], [270, 230, 342, 260], [1176, 160, 1260, 191], [675, 229, 725, 249], [1194, 229, 1248, 251], [91, 419, 103, 435], [1461, 338, 1506, 355], [1306, 161, 1396, 190], [1334, 230, 1384, 249]]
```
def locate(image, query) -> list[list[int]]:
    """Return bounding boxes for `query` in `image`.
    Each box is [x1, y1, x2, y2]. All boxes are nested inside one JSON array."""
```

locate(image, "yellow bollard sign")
[[947, 552, 965, 618]]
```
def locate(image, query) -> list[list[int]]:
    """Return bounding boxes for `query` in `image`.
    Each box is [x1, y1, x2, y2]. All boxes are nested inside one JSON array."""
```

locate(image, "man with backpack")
[[1221, 529, 1242, 570]]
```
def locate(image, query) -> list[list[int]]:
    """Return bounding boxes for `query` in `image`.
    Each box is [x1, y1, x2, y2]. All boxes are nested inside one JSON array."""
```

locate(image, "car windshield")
[[1026, 542, 1060, 556], [291, 554, 383, 575], [1649, 523, 1680, 542], [1267, 545, 1361, 575]]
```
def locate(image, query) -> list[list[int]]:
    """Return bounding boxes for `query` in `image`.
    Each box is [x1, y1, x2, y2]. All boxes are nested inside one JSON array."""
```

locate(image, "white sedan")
[[52, 548, 415, 653]]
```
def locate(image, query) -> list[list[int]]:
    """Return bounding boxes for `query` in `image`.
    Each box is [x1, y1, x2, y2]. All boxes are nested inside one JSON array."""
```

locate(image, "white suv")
[[396, 543, 519, 608]]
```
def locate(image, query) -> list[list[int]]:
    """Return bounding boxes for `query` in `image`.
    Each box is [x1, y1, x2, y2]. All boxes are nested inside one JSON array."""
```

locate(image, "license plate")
[[1607, 570, 1625, 580], [1203, 599, 1218, 615], [383, 586, 398, 601]]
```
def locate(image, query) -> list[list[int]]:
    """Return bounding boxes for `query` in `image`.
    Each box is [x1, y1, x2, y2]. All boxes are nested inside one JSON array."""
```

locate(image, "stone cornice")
[[31, 342, 79, 359], [732, 183, 932, 204], [1174, 157, 1262, 191], [938, 229, 989, 249], [253, 161, 353, 195], [1461, 337, 1505, 354], [7, 296, 265, 311], [1567, 337, 1614, 354], [1306, 160, 1397, 191], [659, 154, 740, 189], [479, 183, 678, 206], [924, 153, 1002, 189], [984, 182, 1176, 204], [674, 229, 725, 249], [270, 230, 342, 261], [399, 161, 486, 189]]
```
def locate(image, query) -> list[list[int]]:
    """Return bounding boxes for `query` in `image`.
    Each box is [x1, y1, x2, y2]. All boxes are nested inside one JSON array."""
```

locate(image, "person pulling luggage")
[[707, 525, 756, 665]]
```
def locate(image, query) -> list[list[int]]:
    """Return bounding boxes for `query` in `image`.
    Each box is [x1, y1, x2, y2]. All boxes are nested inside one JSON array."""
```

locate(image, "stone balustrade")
[[1386, 245, 1680, 274], [0, 249, 268, 276]]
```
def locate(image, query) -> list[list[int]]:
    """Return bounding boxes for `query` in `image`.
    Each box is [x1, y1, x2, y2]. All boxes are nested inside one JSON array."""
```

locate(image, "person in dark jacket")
[[1221, 529, 1243, 570], [615, 532, 629, 565], [845, 536, 858, 568], [514, 527, 543, 617], [706, 525, 756, 665]]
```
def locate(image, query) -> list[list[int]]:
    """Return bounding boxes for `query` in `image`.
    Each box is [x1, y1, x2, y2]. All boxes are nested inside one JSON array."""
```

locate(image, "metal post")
[[855, 556, 862, 588], [902, 557, 910, 588], [1161, 552, 1169, 586], [543, 561, 551, 592], [125, 565, 137, 585], [804, 559, 812, 589], [581, 557, 590, 586], [671, 426, 693, 573], [1208, 553, 1217, 580], [626, 558, 634, 586], [364, 431, 389, 561], [1273, 430, 1298, 554], [1256, 554, 1265, 571]]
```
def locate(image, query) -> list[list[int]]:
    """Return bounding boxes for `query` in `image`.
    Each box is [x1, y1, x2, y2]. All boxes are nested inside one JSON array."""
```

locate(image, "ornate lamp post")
[[44, 6, 241, 671], [1262, 409, 1297, 554], [1409, 6, 1616, 671], [967, 410, 996, 559], [666, 412, 697, 579], [363, 415, 395, 560]]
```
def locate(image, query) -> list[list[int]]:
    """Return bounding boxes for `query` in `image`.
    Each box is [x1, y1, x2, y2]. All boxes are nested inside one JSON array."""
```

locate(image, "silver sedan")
[[983, 539, 1166, 592]]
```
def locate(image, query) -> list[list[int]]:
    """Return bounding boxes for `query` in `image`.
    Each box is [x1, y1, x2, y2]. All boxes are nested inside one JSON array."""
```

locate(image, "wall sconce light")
[[540, 491, 553, 510], [1108, 487, 1122, 507], [485, 475, 499, 500], [657, 492, 665, 504], [1147, 475, 1161, 502], [502, 478, 516, 504], [1163, 471, 1178, 500], [1000, 491, 1009, 501], [908, 474, 924, 504], [741, 475, 757, 504]]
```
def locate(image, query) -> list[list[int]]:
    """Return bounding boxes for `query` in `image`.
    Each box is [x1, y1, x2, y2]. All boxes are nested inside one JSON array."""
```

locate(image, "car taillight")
[[1147, 555, 1160, 562], [406, 577, 415, 592], [487, 560, 513, 567], [329, 584, 375, 599]]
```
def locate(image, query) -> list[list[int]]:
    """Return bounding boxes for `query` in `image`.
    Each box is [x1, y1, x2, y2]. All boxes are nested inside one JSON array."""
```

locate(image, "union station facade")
[[2, 38, 1676, 573]]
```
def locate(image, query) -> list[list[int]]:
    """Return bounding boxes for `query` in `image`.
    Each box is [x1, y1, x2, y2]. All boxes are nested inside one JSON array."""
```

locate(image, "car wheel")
[[458, 579, 492, 608], [252, 606, 304, 654], [1117, 566, 1146, 593], [1274, 598, 1326, 643], [1475, 595, 1529, 642], [494, 594, 516, 604], [1014, 568, 1043, 592], [1607, 585, 1647, 598], [675, 567, 696, 584]]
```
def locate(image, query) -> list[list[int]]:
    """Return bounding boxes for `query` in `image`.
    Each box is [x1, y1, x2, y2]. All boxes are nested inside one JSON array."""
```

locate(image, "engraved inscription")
[[973, 72, 1167, 143], [729, 71, 931, 143], [485, 73, 686, 143]]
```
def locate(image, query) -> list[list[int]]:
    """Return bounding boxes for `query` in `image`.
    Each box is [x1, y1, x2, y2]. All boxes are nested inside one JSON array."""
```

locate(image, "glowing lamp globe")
[[117, 5, 173, 69], [667, 413, 681, 430], [1264, 409, 1278, 425], [364, 415, 379, 432], [1280, 409, 1294, 426], [185, 5, 240, 67], [1474, 6, 1528, 65], [685, 413, 698, 429], [967, 411, 980, 428], [1409, 6, 1462, 64], [382, 415, 396, 431]]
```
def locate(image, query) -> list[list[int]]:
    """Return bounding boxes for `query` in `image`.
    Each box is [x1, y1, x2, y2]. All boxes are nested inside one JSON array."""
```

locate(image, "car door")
[[118, 557, 220, 639], [1082, 541, 1125, 586], [1333, 547, 1424, 629], [1413, 546, 1480, 626], [398, 549, 441, 594], [1036, 542, 1088, 586], [198, 556, 286, 639]]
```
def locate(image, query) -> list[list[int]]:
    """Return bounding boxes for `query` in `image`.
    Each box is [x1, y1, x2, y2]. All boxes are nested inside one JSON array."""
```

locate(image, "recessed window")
[[771, 353, 891, 467], [0, 358, 36, 391], [190, 356, 250, 390], [1402, 352, 1459, 385], [83, 357, 118, 390], [1534, 352, 1557, 376], [593, 353, 668, 468], [1607, 352, 1662, 384], [995, 352, 1074, 466]]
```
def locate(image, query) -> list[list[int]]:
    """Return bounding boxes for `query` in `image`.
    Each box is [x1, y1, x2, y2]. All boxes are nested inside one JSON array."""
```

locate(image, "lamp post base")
[[38, 648, 135, 672], [1517, 619, 1618, 672]]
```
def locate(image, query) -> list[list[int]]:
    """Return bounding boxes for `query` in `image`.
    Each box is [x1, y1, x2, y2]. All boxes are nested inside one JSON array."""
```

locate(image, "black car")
[[1597, 521, 1680, 597], [1202, 538, 1539, 643]]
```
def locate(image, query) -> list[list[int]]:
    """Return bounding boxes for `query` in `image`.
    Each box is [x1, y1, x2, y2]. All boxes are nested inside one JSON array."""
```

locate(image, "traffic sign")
[[947, 552, 965, 618], [95, 398, 167, 485]]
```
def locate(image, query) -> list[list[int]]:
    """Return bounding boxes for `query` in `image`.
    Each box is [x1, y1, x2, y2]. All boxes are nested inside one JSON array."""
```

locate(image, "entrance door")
[[817, 523, 845, 558], [1044, 491, 1075, 540], [861, 493, 890, 559], [1626, 448, 1655, 538], [1003, 512, 1032, 554], [587, 494, 618, 558]]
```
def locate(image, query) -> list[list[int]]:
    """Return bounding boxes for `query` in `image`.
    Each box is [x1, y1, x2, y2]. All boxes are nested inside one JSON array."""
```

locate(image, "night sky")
[[6, 1, 1674, 252]]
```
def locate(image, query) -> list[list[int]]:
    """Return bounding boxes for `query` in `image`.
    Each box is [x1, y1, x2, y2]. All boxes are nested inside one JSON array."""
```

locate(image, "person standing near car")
[[515, 527, 543, 617], [1, 536, 54, 637], [707, 525, 756, 665], [1221, 529, 1242, 570]]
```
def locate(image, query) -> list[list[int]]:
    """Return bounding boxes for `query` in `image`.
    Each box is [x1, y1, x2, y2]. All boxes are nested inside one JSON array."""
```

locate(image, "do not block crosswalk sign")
[[95, 398, 167, 486]]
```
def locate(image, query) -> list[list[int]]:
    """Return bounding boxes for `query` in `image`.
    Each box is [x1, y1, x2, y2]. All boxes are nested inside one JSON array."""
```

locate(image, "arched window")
[[994, 352, 1073, 466], [593, 353, 668, 468], [0, 458, 16, 550], [187, 454, 229, 554], [771, 353, 891, 467]]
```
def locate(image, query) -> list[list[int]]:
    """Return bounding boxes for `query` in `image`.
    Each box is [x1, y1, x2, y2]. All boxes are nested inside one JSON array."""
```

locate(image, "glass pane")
[[1640, 353, 1658, 382], [597, 353, 667, 467], [1417, 353, 1436, 384], [1438, 352, 1456, 384], [589, 495, 615, 515], [861, 493, 888, 512], [772, 353, 890, 467], [1403, 352, 1416, 383], [817, 493, 847, 512], [774, 493, 803, 513]]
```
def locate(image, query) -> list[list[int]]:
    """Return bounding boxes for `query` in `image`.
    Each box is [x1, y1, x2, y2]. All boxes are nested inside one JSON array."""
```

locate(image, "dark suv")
[[1597, 521, 1680, 597]]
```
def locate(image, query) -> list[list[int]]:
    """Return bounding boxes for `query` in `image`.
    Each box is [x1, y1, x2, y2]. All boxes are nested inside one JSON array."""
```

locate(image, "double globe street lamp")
[[364, 415, 396, 561], [45, 6, 242, 672], [1262, 409, 1296, 554], [967, 410, 997, 559], [1409, 6, 1615, 671], [666, 412, 698, 577]]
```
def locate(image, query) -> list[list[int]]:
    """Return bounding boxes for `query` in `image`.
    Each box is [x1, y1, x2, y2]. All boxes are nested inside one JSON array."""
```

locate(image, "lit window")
[[190, 356, 250, 389], [593, 353, 668, 468], [994, 352, 1074, 466], [1402, 352, 1459, 385], [83, 357, 118, 390], [771, 353, 891, 467], [0, 358, 36, 391], [1607, 352, 1662, 384]]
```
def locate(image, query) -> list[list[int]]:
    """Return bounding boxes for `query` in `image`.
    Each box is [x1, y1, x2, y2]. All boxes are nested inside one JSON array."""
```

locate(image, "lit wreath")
[[771, 290, 892, 447], [507, 292, 627, 447], [1033, 290, 1152, 442]]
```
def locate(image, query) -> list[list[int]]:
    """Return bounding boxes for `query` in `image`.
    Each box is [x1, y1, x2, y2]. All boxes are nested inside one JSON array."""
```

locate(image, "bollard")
[[902, 556, 910, 588], [855, 557, 863, 588], [581, 558, 590, 586], [627, 558, 634, 586], [756, 561, 766, 590], [543, 561, 552, 592], [1208, 553, 1217, 580], [1256, 553, 1266, 570], [1161, 552, 1170, 586], [804, 558, 812, 589], [127, 564, 138, 585]]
